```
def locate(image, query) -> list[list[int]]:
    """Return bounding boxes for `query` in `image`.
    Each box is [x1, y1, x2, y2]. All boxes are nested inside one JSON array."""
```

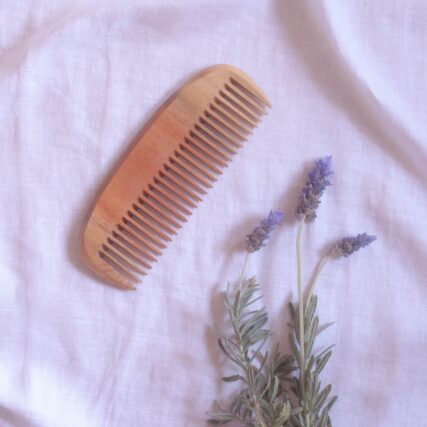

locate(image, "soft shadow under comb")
[[80, 64, 271, 290]]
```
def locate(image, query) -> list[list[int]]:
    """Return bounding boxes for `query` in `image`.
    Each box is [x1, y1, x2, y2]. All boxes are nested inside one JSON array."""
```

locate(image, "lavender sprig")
[[306, 232, 377, 302], [295, 156, 333, 401], [246, 211, 284, 253], [296, 231, 376, 426], [332, 233, 377, 258], [208, 278, 296, 426], [239, 211, 284, 290], [210, 211, 293, 426], [294, 157, 330, 406], [296, 156, 333, 223]]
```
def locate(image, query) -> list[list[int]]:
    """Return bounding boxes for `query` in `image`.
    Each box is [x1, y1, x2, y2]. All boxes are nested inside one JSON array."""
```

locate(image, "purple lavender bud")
[[332, 233, 377, 258], [296, 156, 333, 222], [246, 211, 284, 253]]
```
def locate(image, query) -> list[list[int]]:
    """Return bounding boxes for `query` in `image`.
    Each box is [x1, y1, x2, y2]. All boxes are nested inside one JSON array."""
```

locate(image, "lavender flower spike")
[[296, 156, 333, 222], [246, 211, 284, 253], [332, 233, 377, 258]]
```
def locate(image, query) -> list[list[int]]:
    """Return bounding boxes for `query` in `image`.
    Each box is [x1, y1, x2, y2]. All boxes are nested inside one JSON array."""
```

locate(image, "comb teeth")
[[82, 66, 271, 290], [191, 128, 233, 161]]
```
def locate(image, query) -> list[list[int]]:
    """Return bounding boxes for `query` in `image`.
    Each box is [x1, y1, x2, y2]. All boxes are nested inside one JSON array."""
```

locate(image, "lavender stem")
[[296, 218, 306, 395], [238, 251, 250, 290], [305, 253, 331, 302]]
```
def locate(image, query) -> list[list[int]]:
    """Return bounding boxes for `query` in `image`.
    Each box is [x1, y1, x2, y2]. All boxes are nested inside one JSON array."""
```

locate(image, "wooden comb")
[[80, 64, 271, 290]]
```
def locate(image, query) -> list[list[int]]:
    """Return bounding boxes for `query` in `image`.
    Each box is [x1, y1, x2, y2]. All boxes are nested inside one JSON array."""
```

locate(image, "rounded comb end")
[[80, 221, 138, 291]]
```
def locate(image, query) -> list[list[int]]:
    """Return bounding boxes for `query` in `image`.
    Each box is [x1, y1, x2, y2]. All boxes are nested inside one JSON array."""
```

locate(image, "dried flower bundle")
[[209, 157, 376, 426]]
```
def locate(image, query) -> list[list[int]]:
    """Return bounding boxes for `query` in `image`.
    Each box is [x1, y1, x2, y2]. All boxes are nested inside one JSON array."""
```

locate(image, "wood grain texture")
[[80, 64, 271, 290]]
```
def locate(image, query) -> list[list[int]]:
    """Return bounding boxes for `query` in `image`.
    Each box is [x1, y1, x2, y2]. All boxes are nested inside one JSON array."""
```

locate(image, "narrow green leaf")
[[304, 295, 317, 325], [289, 302, 296, 320], [233, 289, 241, 316], [305, 315, 319, 357], [326, 395, 338, 411], [316, 407, 329, 427], [316, 344, 335, 361], [312, 384, 331, 414], [306, 355, 315, 373], [270, 375, 279, 402], [289, 333, 301, 368], [208, 412, 235, 424], [218, 338, 240, 366], [315, 350, 332, 375], [222, 374, 243, 383]]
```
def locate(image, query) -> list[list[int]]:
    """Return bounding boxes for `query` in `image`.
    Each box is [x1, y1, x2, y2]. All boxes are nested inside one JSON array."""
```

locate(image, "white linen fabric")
[[1, 1, 426, 426]]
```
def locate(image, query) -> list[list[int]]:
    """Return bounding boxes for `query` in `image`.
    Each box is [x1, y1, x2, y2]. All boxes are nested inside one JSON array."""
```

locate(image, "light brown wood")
[[80, 64, 271, 290]]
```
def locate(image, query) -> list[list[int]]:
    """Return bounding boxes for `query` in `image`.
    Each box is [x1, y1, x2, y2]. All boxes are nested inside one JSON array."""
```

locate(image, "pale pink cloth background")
[[1, 1, 426, 426]]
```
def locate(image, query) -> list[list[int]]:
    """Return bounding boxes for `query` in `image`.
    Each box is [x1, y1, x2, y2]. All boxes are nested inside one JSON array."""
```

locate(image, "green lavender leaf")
[[316, 407, 329, 427], [312, 384, 331, 413], [304, 295, 317, 326], [326, 396, 338, 412], [305, 315, 319, 357], [315, 350, 332, 375], [222, 374, 243, 383], [208, 412, 235, 424], [288, 302, 296, 320]]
